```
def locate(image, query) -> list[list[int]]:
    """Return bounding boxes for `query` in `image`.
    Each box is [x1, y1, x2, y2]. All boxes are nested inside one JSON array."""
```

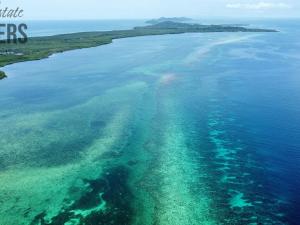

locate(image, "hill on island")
[[146, 17, 192, 24]]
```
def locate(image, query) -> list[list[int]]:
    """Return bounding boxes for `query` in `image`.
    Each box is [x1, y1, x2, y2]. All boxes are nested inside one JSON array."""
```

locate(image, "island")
[[146, 17, 192, 24], [0, 21, 277, 78], [0, 70, 7, 79]]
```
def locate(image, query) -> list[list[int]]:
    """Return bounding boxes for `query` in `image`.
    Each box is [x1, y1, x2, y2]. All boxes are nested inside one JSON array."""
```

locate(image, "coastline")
[[0, 21, 277, 79]]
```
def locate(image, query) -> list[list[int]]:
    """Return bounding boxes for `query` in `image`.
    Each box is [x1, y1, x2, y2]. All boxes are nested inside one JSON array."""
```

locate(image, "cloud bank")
[[226, 2, 292, 10]]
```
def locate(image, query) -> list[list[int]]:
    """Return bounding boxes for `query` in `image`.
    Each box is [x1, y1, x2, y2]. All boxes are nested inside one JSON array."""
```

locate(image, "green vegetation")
[[146, 17, 192, 24], [0, 70, 7, 79], [0, 21, 277, 78]]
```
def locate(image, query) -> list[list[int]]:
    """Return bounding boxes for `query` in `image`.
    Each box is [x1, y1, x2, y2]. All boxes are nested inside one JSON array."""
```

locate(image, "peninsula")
[[0, 21, 277, 78]]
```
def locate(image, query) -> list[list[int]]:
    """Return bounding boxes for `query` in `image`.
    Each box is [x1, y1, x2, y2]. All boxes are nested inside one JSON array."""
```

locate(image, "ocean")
[[24, 19, 146, 37], [0, 19, 299, 225]]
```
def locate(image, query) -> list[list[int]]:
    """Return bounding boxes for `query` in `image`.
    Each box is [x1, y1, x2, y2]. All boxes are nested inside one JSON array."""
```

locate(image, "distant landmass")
[[219, 24, 249, 27], [146, 17, 192, 24], [0, 21, 277, 79], [135, 21, 277, 34]]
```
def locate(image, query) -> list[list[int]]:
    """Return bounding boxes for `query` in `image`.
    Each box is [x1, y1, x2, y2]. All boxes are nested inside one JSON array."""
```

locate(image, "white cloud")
[[226, 2, 292, 10]]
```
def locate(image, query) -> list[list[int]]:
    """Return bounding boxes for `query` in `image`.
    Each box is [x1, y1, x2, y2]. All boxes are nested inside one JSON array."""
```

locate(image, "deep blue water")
[[0, 19, 299, 225]]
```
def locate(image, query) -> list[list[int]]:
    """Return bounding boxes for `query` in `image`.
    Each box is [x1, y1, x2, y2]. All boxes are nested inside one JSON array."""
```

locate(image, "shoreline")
[[0, 21, 277, 79]]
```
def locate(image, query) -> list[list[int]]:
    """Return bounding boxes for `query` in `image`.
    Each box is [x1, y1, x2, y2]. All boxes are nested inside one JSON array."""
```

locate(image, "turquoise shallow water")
[[0, 19, 300, 225]]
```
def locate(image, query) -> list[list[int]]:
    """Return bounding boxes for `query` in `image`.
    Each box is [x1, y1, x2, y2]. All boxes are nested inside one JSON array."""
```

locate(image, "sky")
[[1, 0, 299, 20]]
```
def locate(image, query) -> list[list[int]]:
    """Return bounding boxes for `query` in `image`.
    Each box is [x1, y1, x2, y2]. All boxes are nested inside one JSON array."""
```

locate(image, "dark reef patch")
[[30, 212, 47, 225], [90, 120, 106, 131], [1, 124, 108, 169], [31, 138, 91, 167], [127, 159, 139, 166], [30, 166, 133, 225]]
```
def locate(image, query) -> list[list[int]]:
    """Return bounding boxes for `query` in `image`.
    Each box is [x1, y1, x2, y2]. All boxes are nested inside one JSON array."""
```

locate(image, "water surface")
[[0, 20, 300, 225]]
